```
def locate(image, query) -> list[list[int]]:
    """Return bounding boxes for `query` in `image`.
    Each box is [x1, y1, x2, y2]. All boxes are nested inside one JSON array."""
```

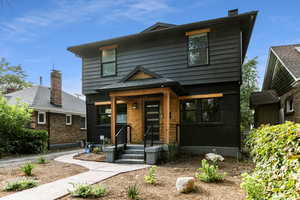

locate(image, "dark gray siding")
[[82, 24, 242, 94]]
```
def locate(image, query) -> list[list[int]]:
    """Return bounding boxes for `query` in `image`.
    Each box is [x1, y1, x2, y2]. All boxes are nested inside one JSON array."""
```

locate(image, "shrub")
[[21, 163, 35, 176], [240, 173, 265, 200], [69, 183, 107, 198], [195, 159, 225, 183], [37, 156, 47, 164], [144, 166, 157, 185], [3, 178, 38, 191], [242, 122, 300, 199], [10, 128, 48, 154], [127, 184, 139, 200], [92, 147, 101, 154]]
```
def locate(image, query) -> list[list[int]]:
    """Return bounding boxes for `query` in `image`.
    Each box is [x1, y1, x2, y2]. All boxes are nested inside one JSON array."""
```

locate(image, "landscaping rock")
[[176, 177, 195, 193], [205, 153, 224, 162]]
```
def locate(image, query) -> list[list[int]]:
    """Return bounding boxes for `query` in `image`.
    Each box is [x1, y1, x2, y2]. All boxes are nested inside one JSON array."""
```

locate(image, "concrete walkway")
[[0, 149, 83, 168], [0, 153, 149, 200]]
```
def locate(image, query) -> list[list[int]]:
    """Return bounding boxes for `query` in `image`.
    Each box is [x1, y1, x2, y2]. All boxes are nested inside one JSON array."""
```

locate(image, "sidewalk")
[[0, 153, 149, 200], [0, 149, 83, 168]]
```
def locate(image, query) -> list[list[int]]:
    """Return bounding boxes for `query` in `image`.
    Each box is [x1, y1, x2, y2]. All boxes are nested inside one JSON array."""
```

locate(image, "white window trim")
[[286, 98, 294, 113], [37, 111, 46, 125], [66, 114, 72, 125], [80, 117, 87, 130]]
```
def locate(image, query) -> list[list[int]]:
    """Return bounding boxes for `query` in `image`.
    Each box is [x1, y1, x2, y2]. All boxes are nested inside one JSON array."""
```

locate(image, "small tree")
[[240, 57, 258, 132], [0, 58, 32, 93]]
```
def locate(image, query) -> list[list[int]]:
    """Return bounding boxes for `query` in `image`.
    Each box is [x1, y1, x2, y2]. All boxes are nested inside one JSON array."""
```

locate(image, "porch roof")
[[96, 77, 185, 95]]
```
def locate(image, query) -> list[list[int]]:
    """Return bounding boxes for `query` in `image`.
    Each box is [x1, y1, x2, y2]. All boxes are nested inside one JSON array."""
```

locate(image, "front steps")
[[115, 144, 145, 164]]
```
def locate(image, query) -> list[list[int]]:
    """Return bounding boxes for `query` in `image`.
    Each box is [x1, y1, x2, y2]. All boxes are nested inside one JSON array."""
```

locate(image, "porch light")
[[132, 102, 138, 109]]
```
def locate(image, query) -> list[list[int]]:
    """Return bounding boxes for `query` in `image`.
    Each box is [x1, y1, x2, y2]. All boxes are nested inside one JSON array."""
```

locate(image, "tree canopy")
[[0, 58, 32, 93], [240, 57, 259, 132]]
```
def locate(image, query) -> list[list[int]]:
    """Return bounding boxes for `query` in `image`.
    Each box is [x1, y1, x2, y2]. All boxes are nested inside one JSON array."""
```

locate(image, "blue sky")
[[1, 0, 300, 95]]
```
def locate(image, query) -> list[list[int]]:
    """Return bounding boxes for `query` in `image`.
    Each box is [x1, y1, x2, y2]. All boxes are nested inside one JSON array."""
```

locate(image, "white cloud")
[[0, 0, 174, 42]]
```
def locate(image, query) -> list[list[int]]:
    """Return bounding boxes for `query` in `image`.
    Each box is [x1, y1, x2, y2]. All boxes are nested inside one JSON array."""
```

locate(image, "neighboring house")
[[5, 70, 87, 149], [68, 9, 257, 157], [251, 44, 300, 127]]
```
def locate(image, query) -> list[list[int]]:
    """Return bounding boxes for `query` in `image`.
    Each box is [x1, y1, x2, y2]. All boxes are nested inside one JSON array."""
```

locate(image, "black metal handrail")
[[144, 125, 154, 161], [115, 124, 131, 158]]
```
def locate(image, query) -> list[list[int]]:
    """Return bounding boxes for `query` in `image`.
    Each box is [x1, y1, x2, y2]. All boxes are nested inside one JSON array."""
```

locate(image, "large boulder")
[[176, 177, 195, 193]]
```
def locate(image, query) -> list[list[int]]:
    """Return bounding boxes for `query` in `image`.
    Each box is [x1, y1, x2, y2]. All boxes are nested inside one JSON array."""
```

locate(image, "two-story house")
[[68, 9, 257, 160]]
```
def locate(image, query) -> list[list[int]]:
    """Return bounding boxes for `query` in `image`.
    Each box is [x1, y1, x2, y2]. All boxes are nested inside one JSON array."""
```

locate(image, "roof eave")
[[67, 11, 258, 56]]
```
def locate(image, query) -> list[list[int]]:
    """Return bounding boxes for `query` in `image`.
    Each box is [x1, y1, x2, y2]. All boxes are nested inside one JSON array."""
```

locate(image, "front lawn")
[[61, 154, 253, 200], [0, 160, 88, 197]]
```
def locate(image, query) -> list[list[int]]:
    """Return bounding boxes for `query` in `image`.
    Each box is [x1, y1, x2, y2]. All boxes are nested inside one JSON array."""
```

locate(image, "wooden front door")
[[144, 101, 160, 141]]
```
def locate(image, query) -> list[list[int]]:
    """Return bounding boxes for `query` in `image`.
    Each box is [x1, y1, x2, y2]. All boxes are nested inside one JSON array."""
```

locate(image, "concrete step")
[[121, 154, 144, 160], [124, 149, 144, 154], [126, 145, 144, 150], [115, 159, 145, 164]]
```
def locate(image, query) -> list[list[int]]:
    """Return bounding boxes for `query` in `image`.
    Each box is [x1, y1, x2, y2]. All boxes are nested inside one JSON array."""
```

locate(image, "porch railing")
[[144, 125, 154, 161], [115, 124, 131, 159]]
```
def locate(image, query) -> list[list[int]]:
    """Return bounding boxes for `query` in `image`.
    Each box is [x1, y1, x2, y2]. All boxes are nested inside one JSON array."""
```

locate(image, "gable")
[[128, 71, 154, 81]]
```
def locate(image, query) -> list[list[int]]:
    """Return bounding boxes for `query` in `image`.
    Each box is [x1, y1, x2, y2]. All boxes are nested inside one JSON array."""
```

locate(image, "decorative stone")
[[205, 153, 224, 162], [176, 177, 195, 193]]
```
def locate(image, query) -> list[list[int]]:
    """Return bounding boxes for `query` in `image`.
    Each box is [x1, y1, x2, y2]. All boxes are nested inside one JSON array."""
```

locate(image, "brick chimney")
[[50, 70, 62, 107]]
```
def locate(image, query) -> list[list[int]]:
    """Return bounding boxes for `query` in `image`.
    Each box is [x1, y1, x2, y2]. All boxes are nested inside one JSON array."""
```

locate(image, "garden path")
[[0, 153, 149, 200]]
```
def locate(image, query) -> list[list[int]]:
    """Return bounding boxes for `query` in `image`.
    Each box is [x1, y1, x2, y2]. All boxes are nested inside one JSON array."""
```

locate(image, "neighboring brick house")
[[5, 70, 86, 149], [251, 44, 300, 127]]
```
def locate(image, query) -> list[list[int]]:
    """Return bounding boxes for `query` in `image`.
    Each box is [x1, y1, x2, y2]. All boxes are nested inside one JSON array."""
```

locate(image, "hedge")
[[8, 128, 48, 154], [241, 122, 300, 200]]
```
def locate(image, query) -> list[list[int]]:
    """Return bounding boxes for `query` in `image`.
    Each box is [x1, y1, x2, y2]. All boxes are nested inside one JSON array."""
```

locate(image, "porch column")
[[111, 96, 117, 144], [163, 90, 170, 144]]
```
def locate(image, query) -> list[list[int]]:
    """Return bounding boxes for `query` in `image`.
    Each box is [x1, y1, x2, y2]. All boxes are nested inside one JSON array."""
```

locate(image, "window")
[[80, 117, 86, 129], [96, 104, 127, 125], [188, 33, 209, 66], [66, 114, 72, 125], [181, 98, 220, 124], [38, 111, 46, 125], [101, 48, 116, 76], [286, 97, 294, 113]]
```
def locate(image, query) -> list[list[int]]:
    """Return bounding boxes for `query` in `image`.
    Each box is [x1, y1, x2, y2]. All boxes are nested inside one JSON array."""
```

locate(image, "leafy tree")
[[0, 58, 32, 93], [240, 57, 258, 132]]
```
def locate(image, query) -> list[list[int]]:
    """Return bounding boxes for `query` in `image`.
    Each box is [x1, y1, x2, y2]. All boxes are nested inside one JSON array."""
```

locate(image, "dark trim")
[[100, 48, 117, 77]]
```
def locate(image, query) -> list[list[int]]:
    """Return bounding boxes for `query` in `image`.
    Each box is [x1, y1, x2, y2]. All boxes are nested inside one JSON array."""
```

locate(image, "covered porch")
[[109, 87, 180, 146]]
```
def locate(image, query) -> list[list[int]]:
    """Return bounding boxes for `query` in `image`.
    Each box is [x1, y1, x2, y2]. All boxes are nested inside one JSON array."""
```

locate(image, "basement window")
[[101, 48, 116, 77], [188, 33, 209, 66], [37, 111, 46, 125], [66, 114, 72, 125]]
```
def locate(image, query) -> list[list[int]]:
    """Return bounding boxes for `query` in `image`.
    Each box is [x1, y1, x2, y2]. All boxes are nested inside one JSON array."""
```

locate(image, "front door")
[[144, 101, 160, 141]]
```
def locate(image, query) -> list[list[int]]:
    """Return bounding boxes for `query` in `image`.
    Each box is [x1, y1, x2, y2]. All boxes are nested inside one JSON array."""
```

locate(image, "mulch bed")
[[60, 154, 254, 200], [73, 153, 106, 162], [0, 160, 88, 197]]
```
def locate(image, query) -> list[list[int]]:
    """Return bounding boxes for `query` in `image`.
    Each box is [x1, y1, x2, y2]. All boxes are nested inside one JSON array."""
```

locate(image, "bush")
[[195, 159, 225, 183], [240, 173, 265, 200], [21, 163, 35, 176], [69, 183, 107, 198], [37, 156, 47, 164], [92, 147, 101, 154], [3, 178, 38, 191], [127, 184, 139, 200], [144, 166, 157, 185], [10, 128, 48, 154], [0, 96, 48, 155], [242, 122, 300, 199]]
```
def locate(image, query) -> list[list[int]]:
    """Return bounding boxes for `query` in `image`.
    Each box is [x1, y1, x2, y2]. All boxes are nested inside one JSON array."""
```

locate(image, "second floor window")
[[188, 33, 209, 66], [101, 48, 116, 76]]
